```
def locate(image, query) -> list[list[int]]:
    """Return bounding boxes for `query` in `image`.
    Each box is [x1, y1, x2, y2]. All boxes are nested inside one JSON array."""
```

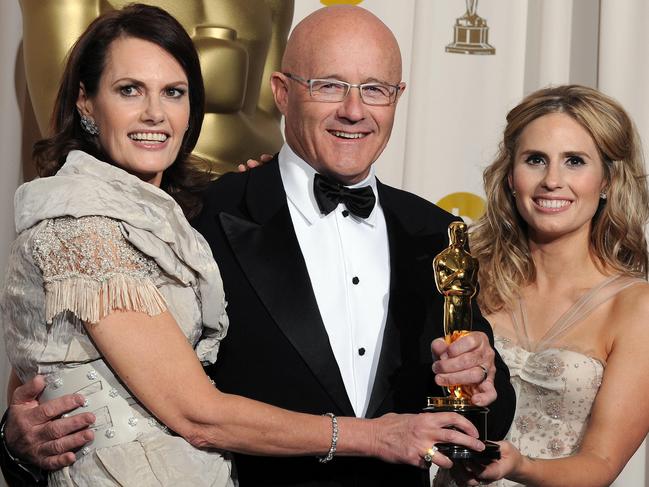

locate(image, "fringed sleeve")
[[33, 216, 167, 324]]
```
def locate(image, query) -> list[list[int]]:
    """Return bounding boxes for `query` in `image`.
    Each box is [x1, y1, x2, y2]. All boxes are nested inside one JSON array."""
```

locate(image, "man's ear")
[[76, 82, 93, 117], [270, 72, 289, 115], [395, 82, 406, 103]]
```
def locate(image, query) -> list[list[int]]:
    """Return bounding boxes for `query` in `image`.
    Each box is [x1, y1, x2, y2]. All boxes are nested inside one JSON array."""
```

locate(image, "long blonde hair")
[[471, 85, 649, 313]]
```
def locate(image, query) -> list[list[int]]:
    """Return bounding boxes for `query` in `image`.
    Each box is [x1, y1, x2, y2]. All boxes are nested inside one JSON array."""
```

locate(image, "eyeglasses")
[[283, 73, 402, 106]]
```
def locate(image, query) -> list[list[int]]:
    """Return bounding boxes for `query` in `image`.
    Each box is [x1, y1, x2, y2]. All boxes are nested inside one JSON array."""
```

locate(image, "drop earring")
[[80, 114, 99, 135]]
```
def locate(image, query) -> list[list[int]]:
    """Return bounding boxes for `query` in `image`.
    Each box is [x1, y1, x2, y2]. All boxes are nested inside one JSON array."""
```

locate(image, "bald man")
[[197, 6, 514, 485], [2, 6, 514, 487]]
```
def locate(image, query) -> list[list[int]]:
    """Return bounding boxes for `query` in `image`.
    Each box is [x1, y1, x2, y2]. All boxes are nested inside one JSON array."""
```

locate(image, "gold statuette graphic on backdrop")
[[446, 0, 495, 55], [19, 0, 294, 177], [423, 221, 500, 461]]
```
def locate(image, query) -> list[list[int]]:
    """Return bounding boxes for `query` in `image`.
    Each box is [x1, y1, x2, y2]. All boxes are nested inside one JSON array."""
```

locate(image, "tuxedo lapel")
[[220, 161, 355, 416], [365, 182, 442, 418]]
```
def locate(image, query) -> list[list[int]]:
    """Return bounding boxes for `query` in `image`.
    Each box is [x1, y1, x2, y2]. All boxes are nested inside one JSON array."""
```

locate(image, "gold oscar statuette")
[[424, 221, 500, 461], [445, 0, 495, 55]]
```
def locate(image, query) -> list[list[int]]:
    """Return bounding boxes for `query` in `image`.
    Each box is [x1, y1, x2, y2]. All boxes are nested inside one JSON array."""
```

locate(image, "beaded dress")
[[1, 151, 234, 486], [434, 274, 643, 487], [490, 274, 644, 487]]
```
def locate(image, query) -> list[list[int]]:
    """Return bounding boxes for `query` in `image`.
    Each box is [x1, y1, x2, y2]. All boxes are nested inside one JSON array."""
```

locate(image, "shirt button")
[[352, 276, 359, 285], [342, 210, 350, 217], [358, 348, 366, 356]]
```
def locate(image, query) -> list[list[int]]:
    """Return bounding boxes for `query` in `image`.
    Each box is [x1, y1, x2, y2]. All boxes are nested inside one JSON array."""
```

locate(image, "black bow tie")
[[313, 173, 376, 219]]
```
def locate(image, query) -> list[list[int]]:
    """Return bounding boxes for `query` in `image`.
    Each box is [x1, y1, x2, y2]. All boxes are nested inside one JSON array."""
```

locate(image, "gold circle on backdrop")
[[320, 0, 364, 5], [436, 192, 486, 224]]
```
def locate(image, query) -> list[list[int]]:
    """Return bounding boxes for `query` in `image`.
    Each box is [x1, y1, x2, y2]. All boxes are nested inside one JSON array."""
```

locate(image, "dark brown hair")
[[33, 3, 210, 218]]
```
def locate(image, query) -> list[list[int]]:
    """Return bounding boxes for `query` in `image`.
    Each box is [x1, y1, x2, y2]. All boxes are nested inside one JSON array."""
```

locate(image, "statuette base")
[[424, 397, 500, 461]]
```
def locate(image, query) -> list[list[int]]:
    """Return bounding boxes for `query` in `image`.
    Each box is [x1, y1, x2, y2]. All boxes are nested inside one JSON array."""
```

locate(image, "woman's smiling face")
[[77, 36, 190, 186], [509, 112, 606, 243]]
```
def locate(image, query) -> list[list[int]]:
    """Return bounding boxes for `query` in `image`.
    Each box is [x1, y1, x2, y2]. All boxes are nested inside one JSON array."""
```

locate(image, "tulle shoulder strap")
[[509, 298, 533, 351], [538, 274, 645, 349]]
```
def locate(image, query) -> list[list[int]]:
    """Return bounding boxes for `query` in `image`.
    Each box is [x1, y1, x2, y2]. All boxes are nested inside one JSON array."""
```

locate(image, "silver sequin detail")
[[105, 428, 116, 439], [544, 399, 563, 420], [33, 216, 158, 285], [548, 438, 565, 456], [544, 357, 566, 377], [128, 417, 138, 427], [80, 447, 91, 456], [148, 418, 158, 427], [86, 370, 98, 381], [51, 377, 63, 389], [514, 414, 535, 434], [108, 388, 119, 398]]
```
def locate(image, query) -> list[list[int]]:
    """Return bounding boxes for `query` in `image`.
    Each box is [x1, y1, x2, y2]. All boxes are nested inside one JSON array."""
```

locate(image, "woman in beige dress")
[[469, 85, 649, 486]]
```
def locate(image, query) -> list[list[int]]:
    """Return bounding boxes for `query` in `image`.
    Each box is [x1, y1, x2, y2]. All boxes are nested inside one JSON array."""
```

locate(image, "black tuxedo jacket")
[[193, 158, 515, 486]]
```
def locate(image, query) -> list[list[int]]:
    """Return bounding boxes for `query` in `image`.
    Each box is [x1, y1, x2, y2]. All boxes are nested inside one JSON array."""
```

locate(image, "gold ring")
[[479, 365, 489, 383], [423, 446, 437, 463]]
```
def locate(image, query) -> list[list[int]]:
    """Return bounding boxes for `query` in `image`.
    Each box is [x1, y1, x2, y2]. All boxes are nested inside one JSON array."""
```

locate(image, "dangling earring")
[[599, 192, 607, 200], [80, 114, 99, 135]]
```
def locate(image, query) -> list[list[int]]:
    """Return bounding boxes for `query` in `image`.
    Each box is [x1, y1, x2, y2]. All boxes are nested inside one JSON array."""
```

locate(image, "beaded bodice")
[[491, 275, 644, 486], [495, 340, 603, 458]]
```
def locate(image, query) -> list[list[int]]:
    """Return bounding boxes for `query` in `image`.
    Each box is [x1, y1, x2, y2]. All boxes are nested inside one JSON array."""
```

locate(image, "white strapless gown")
[[435, 275, 643, 487]]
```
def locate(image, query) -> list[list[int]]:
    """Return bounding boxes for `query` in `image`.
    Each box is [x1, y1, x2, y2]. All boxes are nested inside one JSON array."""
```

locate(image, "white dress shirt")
[[278, 144, 390, 417]]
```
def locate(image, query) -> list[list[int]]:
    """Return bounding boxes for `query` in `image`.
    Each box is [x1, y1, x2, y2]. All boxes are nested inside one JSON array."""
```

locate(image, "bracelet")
[[318, 412, 338, 463]]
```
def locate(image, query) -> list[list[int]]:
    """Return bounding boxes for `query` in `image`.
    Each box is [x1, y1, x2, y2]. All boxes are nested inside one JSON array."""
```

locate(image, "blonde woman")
[[468, 85, 649, 486]]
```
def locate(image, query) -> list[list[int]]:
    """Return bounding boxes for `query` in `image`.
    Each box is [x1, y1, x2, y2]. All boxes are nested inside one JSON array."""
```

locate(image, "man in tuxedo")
[[194, 6, 514, 485], [1, 5, 514, 486]]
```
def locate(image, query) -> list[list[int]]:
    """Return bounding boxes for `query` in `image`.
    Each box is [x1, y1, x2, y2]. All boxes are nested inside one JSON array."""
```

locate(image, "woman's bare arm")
[[87, 308, 486, 466]]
